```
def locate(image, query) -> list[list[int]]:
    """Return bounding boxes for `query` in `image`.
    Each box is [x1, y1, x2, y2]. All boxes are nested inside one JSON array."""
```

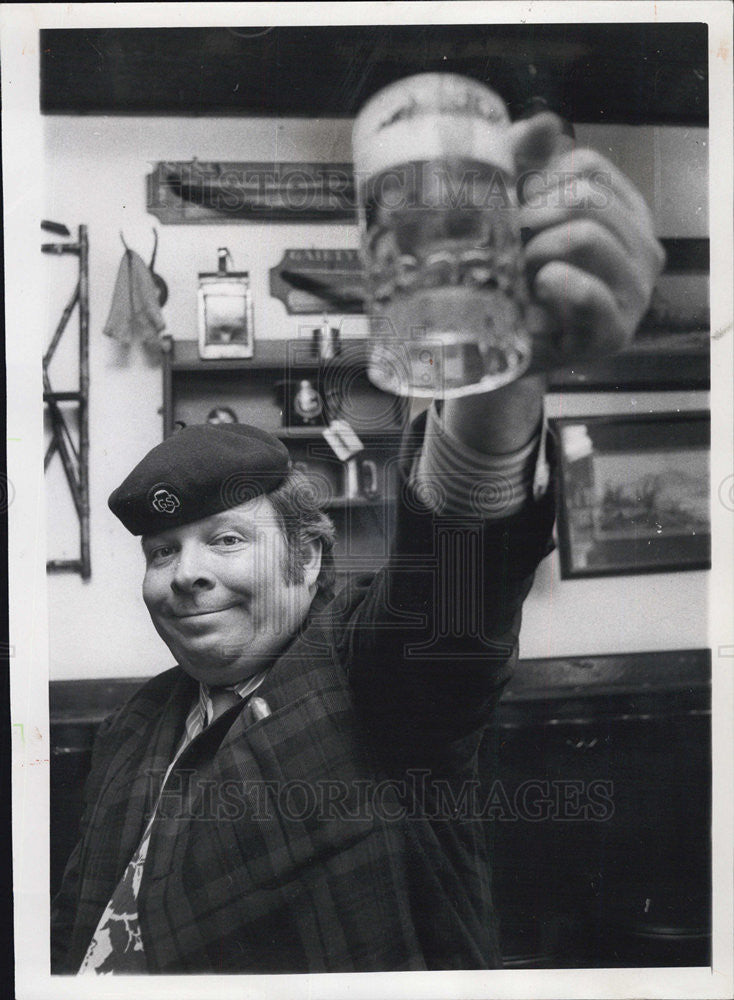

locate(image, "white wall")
[[43, 116, 709, 679]]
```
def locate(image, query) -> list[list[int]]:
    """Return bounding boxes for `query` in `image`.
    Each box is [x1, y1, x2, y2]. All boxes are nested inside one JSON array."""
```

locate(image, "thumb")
[[509, 110, 570, 176]]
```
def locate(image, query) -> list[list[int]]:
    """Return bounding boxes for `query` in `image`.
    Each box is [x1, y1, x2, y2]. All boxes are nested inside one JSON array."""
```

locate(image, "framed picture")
[[547, 238, 710, 392], [552, 412, 711, 578], [197, 272, 254, 359]]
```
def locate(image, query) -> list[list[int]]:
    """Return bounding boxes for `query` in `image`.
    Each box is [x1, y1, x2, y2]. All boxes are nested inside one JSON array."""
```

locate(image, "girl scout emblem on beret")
[[148, 484, 181, 515]]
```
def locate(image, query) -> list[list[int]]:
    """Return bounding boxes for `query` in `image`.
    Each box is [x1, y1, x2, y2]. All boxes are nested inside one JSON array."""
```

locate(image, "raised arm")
[[339, 112, 664, 756]]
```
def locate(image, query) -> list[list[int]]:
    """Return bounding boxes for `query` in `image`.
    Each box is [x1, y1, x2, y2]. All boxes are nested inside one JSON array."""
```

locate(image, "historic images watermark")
[[148, 161, 614, 216], [148, 770, 615, 824]]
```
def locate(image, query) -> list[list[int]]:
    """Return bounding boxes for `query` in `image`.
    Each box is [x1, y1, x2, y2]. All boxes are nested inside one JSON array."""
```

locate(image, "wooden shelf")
[[547, 347, 709, 392], [168, 337, 710, 392], [275, 426, 336, 438], [163, 338, 409, 443], [275, 426, 403, 440], [169, 337, 370, 373]]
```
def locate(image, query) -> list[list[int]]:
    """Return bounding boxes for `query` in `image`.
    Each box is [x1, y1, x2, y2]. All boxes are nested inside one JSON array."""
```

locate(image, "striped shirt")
[[414, 401, 548, 517]]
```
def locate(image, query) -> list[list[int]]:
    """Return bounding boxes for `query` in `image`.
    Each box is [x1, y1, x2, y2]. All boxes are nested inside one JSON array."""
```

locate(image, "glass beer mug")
[[352, 73, 532, 398]]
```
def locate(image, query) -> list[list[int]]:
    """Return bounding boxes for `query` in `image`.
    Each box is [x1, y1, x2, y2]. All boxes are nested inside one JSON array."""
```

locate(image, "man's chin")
[[162, 626, 288, 685], [178, 659, 265, 687], [174, 643, 267, 687]]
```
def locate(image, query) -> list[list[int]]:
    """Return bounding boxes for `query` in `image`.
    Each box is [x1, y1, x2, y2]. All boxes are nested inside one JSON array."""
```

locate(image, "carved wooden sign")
[[147, 161, 357, 223], [269, 249, 366, 314]]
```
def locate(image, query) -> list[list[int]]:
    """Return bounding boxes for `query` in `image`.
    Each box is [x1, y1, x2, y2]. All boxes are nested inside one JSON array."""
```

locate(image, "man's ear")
[[301, 538, 322, 590]]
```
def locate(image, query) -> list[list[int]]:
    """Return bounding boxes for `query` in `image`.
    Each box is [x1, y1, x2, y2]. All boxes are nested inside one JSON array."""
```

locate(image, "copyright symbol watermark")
[[718, 474, 734, 512], [469, 475, 513, 516], [0, 475, 15, 513]]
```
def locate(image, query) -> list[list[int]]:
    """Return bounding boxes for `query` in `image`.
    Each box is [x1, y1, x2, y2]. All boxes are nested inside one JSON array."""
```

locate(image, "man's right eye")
[[147, 544, 176, 563]]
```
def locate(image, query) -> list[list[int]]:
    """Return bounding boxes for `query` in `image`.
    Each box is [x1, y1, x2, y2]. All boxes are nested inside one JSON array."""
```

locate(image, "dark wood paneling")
[[50, 648, 711, 966], [486, 711, 710, 965], [49, 648, 711, 724], [41, 24, 708, 125]]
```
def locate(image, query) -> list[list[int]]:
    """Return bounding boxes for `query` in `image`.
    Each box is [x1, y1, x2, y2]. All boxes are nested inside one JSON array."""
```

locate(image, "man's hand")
[[442, 111, 666, 456], [513, 111, 666, 366]]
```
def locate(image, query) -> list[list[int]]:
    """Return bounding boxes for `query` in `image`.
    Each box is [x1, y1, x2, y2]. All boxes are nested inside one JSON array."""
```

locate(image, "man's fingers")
[[517, 148, 666, 278], [531, 260, 633, 358], [519, 177, 648, 254], [510, 111, 569, 175], [518, 176, 664, 270], [524, 219, 653, 318], [551, 147, 651, 216]]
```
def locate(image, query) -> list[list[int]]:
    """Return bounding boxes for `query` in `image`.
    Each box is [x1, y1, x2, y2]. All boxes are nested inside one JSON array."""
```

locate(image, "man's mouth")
[[170, 604, 241, 619]]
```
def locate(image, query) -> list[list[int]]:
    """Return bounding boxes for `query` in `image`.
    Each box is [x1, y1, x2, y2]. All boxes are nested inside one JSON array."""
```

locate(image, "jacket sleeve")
[[333, 410, 556, 756]]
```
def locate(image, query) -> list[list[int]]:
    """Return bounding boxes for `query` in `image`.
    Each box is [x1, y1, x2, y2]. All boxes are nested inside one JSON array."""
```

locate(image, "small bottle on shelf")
[[292, 379, 324, 425]]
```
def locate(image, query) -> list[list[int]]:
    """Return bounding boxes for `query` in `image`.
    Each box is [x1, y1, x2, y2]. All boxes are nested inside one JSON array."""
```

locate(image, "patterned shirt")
[[78, 671, 267, 975]]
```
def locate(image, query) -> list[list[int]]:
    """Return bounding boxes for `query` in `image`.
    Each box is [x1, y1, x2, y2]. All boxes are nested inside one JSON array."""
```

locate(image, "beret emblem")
[[149, 485, 181, 515]]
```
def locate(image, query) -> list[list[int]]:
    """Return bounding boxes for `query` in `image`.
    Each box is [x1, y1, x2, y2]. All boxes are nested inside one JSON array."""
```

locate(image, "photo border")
[[3, 3, 732, 999]]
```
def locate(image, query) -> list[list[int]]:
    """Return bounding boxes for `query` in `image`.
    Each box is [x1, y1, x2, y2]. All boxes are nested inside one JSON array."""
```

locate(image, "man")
[[51, 113, 664, 973]]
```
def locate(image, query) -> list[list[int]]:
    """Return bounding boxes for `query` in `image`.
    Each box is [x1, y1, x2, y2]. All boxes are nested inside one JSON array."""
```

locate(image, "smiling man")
[[51, 113, 664, 974]]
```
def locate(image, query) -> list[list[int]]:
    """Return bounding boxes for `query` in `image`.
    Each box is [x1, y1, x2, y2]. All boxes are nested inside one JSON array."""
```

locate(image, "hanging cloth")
[[103, 247, 166, 345]]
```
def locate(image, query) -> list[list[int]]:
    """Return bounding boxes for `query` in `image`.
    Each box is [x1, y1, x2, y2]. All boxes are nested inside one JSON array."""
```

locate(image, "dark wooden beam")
[[41, 24, 708, 125]]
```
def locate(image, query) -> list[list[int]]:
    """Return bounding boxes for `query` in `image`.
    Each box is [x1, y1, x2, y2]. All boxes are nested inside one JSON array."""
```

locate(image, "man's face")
[[142, 496, 320, 686]]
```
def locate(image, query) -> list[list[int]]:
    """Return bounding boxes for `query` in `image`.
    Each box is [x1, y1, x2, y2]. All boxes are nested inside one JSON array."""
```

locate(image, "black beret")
[[108, 423, 291, 536]]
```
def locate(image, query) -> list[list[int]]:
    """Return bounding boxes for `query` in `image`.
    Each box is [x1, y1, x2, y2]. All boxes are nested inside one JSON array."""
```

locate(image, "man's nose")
[[170, 542, 215, 594]]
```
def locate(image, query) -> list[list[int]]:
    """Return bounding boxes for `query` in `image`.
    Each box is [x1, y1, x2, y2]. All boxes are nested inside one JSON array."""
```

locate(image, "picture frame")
[[547, 238, 710, 392], [197, 272, 254, 359], [552, 412, 711, 579]]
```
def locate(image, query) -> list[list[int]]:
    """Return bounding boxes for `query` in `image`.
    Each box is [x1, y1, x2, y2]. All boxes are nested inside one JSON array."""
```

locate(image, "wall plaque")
[[147, 161, 357, 223], [269, 248, 366, 314]]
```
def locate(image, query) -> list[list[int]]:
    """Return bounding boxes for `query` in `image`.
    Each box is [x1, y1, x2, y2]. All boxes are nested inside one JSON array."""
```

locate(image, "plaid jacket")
[[51, 417, 555, 973]]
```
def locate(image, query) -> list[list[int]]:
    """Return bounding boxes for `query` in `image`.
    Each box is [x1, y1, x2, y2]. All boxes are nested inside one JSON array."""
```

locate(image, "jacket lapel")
[[169, 643, 374, 881], [95, 669, 196, 881], [113, 601, 337, 884]]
